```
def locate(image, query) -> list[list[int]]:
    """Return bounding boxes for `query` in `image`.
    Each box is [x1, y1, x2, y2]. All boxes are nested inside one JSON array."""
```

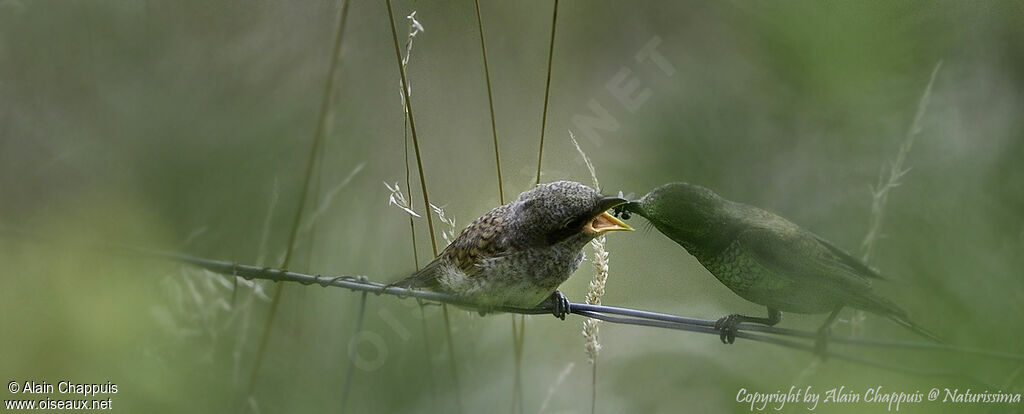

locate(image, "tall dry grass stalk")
[[511, 315, 526, 414], [340, 291, 368, 411], [383, 8, 445, 412], [534, 0, 560, 185], [473, 0, 505, 205], [396, 15, 438, 406], [471, 1, 525, 408], [861, 61, 942, 263], [302, 163, 365, 234], [385, 182, 421, 218], [583, 238, 608, 364], [537, 362, 576, 414], [853, 61, 942, 337], [386, 0, 439, 258], [795, 61, 942, 384], [521, 2, 563, 410], [430, 203, 457, 246], [384, 2, 462, 411], [401, 10, 424, 270], [570, 130, 607, 414], [247, 0, 351, 398], [583, 236, 607, 414], [151, 183, 273, 389], [232, 179, 279, 385]]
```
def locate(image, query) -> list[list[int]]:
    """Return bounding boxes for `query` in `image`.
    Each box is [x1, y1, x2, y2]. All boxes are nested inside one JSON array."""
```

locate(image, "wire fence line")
[[2, 227, 1017, 385], [146, 248, 1022, 367]]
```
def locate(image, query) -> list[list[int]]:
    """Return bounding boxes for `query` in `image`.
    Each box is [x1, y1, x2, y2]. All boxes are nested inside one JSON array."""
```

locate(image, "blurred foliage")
[[1, 1, 1023, 413]]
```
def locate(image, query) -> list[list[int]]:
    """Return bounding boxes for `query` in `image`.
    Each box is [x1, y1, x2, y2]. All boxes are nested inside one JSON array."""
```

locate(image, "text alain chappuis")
[[6, 380, 117, 410]]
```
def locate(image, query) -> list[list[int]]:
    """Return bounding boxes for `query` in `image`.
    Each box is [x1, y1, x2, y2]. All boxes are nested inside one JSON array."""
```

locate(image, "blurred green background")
[[2, 1, 1023, 413]]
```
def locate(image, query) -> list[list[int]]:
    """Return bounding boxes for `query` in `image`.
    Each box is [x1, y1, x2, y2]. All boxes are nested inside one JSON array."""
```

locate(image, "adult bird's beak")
[[585, 197, 634, 235]]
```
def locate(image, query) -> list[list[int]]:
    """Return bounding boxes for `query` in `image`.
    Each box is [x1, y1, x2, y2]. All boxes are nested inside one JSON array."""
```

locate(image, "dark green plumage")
[[622, 182, 941, 346]]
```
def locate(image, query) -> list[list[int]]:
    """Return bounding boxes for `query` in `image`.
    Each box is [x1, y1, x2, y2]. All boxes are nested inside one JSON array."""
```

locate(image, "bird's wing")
[[443, 205, 513, 277], [810, 234, 886, 280], [735, 227, 875, 293], [391, 205, 513, 288]]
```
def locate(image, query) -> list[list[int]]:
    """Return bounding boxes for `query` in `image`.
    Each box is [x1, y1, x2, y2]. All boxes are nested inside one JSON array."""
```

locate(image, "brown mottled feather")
[[392, 204, 513, 289], [388, 181, 623, 309], [441, 204, 512, 276]]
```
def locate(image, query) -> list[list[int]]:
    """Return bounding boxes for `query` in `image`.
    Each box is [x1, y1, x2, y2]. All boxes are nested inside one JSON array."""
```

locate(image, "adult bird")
[[390, 181, 633, 319], [620, 182, 940, 350]]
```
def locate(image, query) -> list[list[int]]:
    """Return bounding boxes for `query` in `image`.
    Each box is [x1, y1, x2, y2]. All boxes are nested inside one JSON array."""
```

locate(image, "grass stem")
[[535, 0, 559, 185], [473, 0, 505, 204], [386, 0, 439, 257], [385, 2, 460, 411], [247, 0, 350, 395], [340, 291, 368, 410]]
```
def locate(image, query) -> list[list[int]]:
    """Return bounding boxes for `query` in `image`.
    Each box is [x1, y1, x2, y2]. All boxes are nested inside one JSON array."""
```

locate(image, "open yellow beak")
[[585, 211, 633, 235]]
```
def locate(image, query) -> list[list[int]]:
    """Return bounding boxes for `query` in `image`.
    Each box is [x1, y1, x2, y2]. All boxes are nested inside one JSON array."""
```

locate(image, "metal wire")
[[147, 248, 1024, 366], [4, 227, 1020, 376]]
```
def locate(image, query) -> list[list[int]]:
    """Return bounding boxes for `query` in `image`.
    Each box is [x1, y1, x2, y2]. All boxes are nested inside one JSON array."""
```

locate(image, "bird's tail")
[[857, 294, 944, 343], [385, 260, 442, 290], [384, 273, 424, 290]]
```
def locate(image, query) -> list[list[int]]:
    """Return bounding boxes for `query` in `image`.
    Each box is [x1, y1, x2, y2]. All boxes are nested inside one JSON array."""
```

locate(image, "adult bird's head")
[[514, 181, 633, 248], [621, 182, 731, 252]]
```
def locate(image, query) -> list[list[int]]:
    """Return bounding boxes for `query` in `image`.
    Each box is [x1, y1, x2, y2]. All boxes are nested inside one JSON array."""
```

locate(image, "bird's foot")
[[384, 283, 411, 299], [714, 314, 745, 344], [548, 290, 571, 320]]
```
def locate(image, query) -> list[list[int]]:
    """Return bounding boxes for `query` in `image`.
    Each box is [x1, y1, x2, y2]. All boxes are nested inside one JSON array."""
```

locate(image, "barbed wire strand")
[[4, 228, 1019, 386], [138, 249, 1022, 366], [575, 310, 994, 388]]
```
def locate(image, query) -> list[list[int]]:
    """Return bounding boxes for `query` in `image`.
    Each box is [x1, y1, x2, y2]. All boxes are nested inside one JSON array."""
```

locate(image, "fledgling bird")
[[390, 181, 633, 319], [620, 182, 941, 349]]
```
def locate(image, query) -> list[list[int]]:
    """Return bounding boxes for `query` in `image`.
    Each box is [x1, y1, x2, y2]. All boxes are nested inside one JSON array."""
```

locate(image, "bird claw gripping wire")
[[548, 290, 571, 320], [714, 314, 744, 344]]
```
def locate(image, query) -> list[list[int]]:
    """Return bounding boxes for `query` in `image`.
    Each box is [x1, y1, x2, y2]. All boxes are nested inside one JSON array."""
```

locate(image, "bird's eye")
[[546, 215, 589, 245], [570, 216, 588, 229], [560, 215, 589, 231]]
